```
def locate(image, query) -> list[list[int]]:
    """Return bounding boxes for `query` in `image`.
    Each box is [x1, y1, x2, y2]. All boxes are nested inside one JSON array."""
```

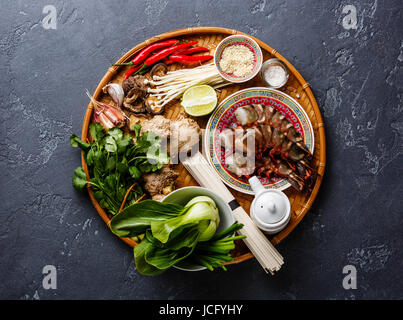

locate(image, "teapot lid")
[[253, 190, 290, 225]]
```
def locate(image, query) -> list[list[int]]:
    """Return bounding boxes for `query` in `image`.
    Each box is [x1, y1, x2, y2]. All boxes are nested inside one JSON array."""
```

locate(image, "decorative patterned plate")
[[204, 87, 315, 194]]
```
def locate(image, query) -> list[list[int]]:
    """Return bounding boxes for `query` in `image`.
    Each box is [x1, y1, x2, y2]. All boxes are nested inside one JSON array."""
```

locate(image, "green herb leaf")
[[72, 167, 88, 191], [116, 156, 128, 173], [117, 134, 133, 154], [89, 123, 105, 142], [71, 126, 172, 219], [93, 190, 105, 202], [129, 166, 142, 180], [130, 124, 141, 137], [135, 132, 155, 154], [104, 174, 118, 196], [105, 136, 117, 153], [85, 148, 93, 165], [70, 134, 90, 151], [106, 156, 116, 171], [107, 127, 123, 141], [146, 149, 169, 167], [93, 150, 105, 169]]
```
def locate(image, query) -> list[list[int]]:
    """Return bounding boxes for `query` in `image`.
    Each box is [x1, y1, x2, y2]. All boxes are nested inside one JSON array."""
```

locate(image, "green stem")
[[218, 235, 247, 242], [211, 222, 244, 240], [128, 156, 150, 164], [133, 63, 147, 75], [113, 62, 134, 66], [115, 153, 119, 194], [195, 246, 231, 254], [138, 66, 151, 75], [192, 255, 213, 271], [88, 181, 120, 210], [203, 254, 233, 263]]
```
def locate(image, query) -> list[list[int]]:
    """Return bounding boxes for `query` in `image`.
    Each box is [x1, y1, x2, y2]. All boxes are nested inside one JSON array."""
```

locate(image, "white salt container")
[[260, 58, 289, 89], [248, 176, 291, 234]]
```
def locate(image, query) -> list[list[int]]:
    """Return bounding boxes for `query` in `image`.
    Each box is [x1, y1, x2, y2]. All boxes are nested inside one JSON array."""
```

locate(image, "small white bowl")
[[162, 186, 235, 272], [214, 35, 263, 83], [260, 58, 289, 89]]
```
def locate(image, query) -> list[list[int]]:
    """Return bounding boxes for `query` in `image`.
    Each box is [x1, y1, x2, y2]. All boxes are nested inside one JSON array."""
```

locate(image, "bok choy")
[[150, 196, 220, 243], [109, 196, 245, 276]]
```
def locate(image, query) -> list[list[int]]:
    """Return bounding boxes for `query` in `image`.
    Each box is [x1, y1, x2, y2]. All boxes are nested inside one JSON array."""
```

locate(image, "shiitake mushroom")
[[123, 100, 146, 113], [122, 68, 168, 115], [122, 75, 148, 93], [150, 63, 168, 78], [125, 87, 145, 103], [144, 95, 164, 115], [122, 87, 147, 113]]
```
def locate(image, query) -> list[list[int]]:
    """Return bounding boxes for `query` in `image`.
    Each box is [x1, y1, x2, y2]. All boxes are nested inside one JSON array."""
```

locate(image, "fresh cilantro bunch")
[[70, 123, 169, 215]]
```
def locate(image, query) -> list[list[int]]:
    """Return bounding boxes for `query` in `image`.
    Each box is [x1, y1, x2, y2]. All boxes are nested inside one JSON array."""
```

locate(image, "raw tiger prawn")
[[219, 104, 315, 192]]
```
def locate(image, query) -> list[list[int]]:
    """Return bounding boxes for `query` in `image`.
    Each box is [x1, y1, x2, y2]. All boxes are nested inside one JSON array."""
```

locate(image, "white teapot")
[[249, 176, 291, 234]]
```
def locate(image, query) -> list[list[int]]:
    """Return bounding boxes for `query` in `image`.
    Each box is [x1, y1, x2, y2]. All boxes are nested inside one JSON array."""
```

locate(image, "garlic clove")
[[102, 83, 124, 108], [104, 104, 125, 123], [98, 112, 115, 130]]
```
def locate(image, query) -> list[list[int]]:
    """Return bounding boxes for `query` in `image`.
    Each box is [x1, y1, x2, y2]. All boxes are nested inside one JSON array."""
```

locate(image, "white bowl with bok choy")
[[162, 186, 242, 272]]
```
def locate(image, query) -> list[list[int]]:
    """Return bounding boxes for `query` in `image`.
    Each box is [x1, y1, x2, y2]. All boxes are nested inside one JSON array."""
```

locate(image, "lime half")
[[181, 85, 218, 116]]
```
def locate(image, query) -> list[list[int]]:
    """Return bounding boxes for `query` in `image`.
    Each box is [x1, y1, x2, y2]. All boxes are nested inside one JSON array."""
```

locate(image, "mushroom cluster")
[[122, 72, 165, 115]]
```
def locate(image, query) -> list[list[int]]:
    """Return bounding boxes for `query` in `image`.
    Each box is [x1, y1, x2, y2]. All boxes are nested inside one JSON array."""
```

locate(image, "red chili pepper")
[[163, 47, 209, 65], [163, 58, 175, 65], [169, 54, 213, 64], [178, 46, 210, 55], [123, 64, 142, 80], [145, 41, 198, 65], [114, 39, 179, 66], [135, 41, 198, 74]]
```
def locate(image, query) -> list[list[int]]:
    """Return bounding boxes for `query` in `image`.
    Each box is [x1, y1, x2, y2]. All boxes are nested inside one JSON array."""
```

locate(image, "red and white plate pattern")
[[204, 87, 314, 194]]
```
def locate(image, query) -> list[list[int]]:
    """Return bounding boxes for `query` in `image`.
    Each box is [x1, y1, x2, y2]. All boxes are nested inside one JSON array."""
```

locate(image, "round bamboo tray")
[[80, 27, 326, 265]]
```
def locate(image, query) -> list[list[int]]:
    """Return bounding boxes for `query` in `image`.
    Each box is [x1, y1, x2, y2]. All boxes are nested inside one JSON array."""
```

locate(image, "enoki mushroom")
[[144, 63, 231, 110]]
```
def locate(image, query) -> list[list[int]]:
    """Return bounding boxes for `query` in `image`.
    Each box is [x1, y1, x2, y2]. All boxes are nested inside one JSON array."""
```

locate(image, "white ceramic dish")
[[162, 186, 235, 272]]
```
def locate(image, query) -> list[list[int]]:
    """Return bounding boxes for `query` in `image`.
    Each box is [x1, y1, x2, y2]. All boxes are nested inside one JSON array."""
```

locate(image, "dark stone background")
[[0, 0, 402, 300]]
